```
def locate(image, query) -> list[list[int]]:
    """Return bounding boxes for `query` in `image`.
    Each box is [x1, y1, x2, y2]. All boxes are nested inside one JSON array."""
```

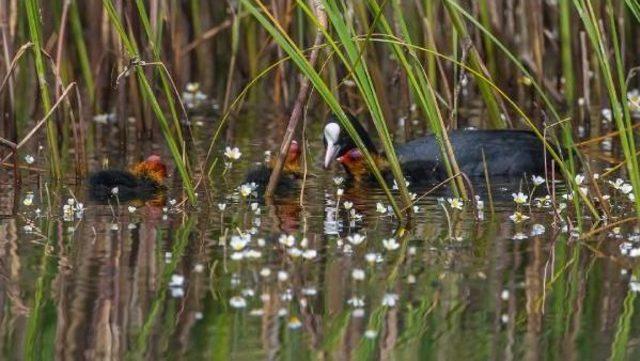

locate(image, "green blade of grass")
[[241, 0, 405, 218], [25, 0, 62, 180], [102, 0, 196, 204]]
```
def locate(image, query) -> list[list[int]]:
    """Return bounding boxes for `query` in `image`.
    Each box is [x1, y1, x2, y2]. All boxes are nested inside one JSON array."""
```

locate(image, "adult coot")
[[323, 115, 549, 184]]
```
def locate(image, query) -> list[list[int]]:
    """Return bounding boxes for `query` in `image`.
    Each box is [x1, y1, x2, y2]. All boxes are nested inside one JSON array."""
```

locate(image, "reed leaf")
[[102, 0, 197, 204], [573, 0, 640, 217], [25, 0, 62, 180], [240, 0, 406, 218], [369, 0, 466, 198]]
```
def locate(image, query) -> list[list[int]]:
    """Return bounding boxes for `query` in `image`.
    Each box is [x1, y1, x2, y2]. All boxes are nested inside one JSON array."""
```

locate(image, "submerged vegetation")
[[1, 0, 640, 359]]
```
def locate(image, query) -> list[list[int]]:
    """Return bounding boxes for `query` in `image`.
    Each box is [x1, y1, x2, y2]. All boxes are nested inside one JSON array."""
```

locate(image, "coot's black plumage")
[[323, 114, 549, 184], [88, 155, 167, 203], [88, 170, 165, 202]]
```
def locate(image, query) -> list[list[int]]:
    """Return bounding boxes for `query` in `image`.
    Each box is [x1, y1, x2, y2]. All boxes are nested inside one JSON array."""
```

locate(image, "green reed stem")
[[240, 0, 406, 218], [133, 0, 185, 147], [442, 0, 585, 222], [372, 0, 466, 198], [69, 0, 95, 104], [443, 0, 506, 129], [103, 0, 196, 204], [25, 0, 62, 180], [319, 0, 413, 210], [559, 0, 576, 112], [478, 0, 496, 77], [573, 0, 640, 218]]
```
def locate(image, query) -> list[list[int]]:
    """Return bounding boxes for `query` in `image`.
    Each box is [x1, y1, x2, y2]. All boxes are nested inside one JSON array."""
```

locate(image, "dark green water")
[[1, 111, 639, 360]]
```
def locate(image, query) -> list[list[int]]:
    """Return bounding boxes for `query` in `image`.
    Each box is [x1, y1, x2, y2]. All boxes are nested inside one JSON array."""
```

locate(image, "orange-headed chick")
[[337, 148, 388, 183], [246, 140, 303, 189], [130, 155, 168, 184]]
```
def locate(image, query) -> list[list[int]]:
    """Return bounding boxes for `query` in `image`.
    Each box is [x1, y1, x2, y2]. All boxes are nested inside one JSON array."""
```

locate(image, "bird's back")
[[395, 130, 547, 180]]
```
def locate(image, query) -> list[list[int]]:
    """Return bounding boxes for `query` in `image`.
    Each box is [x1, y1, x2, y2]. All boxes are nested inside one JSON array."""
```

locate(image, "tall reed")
[[573, 0, 640, 218], [25, 0, 62, 180], [240, 0, 409, 218], [102, 0, 197, 204]]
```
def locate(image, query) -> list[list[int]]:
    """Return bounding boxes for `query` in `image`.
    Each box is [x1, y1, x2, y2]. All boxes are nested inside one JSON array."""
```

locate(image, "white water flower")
[[336, 188, 344, 196], [24, 154, 35, 164], [531, 224, 546, 236], [531, 175, 545, 186], [509, 211, 530, 223], [239, 183, 254, 197], [224, 146, 242, 160], [352, 268, 365, 281], [609, 178, 625, 190], [343, 201, 353, 210], [288, 317, 302, 330], [302, 249, 317, 260], [333, 176, 344, 186], [185, 82, 200, 92], [621, 183, 633, 194], [376, 202, 387, 214], [111, 187, 119, 195], [364, 330, 378, 339], [244, 249, 262, 259], [513, 232, 528, 240], [348, 296, 365, 307], [602, 108, 612, 122], [287, 247, 303, 258], [218, 203, 227, 211], [62, 204, 74, 221], [575, 174, 585, 185], [169, 274, 185, 288], [230, 235, 250, 251], [349, 209, 363, 221], [279, 234, 296, 247], [475, 195, 484, 210], [512, 192, 528, 205], [302, 287, 317, 296], [501, 290, 510, 301], [229, 296, 247, 309], [23, 192, 34, 206], [277, 271, 289, 282], [128, 206, 137, 213], [381, 293, 399, 307], [365, 252, 383, 264], [260, 267, 271, 277], [447, 198, 463, 210], [382, 238, 400, 251], [347, 233, 366, 245], [392, 178, 410, 190]]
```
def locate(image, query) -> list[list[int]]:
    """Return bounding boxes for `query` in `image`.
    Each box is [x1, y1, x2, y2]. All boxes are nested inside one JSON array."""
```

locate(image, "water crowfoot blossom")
[[381, 293, 399, 307], [531, 175, 545, 186], [347, 233, 366, 246], [447, 198, 463, 210], [512, 192, 528, 205], [382, 238, 400, 251], [224, 146, 242, 161], [509, 212, 530, 223]]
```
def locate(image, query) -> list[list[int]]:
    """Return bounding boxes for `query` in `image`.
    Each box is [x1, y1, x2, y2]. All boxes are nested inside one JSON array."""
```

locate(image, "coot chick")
[[324, 115, 549, 184], [89, 155, 167, 203], [244, 140, 303, 190]]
